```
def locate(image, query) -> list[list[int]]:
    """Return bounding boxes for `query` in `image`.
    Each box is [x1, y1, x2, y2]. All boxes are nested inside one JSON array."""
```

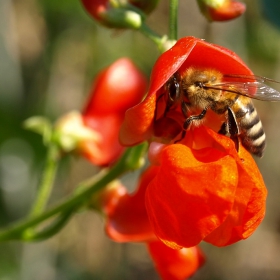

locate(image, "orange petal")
[[204, 145, 267, 246], [145, 144, 238, 248], [119, 94, 156, 146]]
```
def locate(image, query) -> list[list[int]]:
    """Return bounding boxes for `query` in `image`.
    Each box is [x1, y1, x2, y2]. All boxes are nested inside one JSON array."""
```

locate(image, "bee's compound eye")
[[168, 77, 180, 101], [169, 83, 178, 98]]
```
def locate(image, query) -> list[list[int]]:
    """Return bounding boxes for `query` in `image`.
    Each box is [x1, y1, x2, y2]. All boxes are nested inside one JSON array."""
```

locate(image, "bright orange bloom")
[[119, 37, 267, 248], [81, 57, 147, 166], [146, 125, 267, 248], [148, 240, 205, 280]]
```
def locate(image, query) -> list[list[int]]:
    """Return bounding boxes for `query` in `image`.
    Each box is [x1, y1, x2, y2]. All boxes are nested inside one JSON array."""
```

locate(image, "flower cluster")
[[11, 0, 274, 279], [53, 35, 267, 279], [78, 36, 267, 279], [120, 36, 267, 249]]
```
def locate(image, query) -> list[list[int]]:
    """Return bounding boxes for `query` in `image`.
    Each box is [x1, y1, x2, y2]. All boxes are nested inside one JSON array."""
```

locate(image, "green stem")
[[28, 143, 60, 218], [0, 144, 147, 242], [139, 23, 176, 53], [0, 170, 108, 241], [23, 208, 76, 241], [139, 23, 164, 48], [169, 0, 179, 40]]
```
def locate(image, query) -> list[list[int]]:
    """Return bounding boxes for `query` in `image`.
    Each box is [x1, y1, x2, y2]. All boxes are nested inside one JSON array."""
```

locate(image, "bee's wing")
[[209, 81, 280, 101]]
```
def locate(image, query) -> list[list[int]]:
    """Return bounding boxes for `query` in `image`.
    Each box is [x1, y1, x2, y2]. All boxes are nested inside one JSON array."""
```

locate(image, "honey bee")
[[161, 67, 280, 157]]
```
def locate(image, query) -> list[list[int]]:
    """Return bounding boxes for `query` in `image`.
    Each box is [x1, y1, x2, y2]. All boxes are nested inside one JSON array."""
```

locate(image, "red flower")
[[96, 167, 205, 279], [119, 37, 267, 248], [197, 0, 246, 22], [146, 126, 267, 248], [119, 36, 254, 146], [81, 57, 147, 166], [148, 240, 205, 280]]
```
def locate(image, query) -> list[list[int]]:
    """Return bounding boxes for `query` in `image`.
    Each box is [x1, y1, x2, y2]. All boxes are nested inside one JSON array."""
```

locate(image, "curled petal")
[[148, 241, 205, 280], [119, 93, 156, 146]]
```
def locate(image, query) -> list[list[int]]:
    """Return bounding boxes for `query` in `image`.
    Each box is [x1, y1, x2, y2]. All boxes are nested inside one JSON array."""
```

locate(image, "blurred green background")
[[1, 0, 280, 279]]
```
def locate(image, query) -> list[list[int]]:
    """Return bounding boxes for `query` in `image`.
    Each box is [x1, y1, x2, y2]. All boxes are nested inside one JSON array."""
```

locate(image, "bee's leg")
[[227, 107, 240, 152], [218, 122, 228, 135], [175, 105, 207, 143]]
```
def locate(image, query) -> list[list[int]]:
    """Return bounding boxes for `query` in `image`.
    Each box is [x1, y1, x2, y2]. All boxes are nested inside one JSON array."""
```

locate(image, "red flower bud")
[[81, 0, 143, 29], [197, 0, 246, 22], [78, 58, 146, 166], [83, 58, 147, 116]]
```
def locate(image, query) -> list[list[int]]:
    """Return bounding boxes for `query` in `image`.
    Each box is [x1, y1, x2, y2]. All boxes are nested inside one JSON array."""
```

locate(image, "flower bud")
[[81, 0, 143, 29], [81, 58, 146, 166], [197, 0, 246, 22], [83, 58, 147, 116]]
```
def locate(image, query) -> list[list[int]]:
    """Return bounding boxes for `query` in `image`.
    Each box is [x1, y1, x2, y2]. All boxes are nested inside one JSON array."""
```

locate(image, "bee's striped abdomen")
[[232, 97, 266, 157]]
